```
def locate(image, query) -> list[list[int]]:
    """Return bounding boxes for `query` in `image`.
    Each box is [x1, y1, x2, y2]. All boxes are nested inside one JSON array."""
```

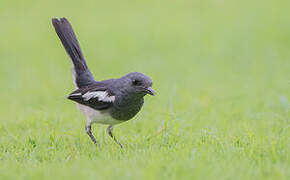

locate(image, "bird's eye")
[[132, 79, 142, 86]]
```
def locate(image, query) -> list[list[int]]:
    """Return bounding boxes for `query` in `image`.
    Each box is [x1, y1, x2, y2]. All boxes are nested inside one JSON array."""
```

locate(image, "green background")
[[0, 0, 289, 179]]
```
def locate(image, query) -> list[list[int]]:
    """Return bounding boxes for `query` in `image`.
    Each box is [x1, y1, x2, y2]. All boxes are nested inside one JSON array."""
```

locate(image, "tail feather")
[[52, 17, 95, 88]]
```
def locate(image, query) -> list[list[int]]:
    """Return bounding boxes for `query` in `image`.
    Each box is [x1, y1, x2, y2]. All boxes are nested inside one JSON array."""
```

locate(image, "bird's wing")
[[67, 83, 115, 110]]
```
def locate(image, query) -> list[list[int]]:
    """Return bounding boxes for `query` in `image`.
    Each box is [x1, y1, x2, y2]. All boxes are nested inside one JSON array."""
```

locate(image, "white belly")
[[76, 104, 123, 125]]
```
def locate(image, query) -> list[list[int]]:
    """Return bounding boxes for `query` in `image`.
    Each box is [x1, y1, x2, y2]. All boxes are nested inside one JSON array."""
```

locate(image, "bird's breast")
[[110, 95, 144, 121]]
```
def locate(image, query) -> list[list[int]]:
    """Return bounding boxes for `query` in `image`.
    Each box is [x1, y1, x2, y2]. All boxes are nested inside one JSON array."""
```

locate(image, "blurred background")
[[0, 0, 289, 179]]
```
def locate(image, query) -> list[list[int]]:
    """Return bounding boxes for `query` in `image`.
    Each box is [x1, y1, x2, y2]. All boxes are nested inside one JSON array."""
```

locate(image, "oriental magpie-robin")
[[52, 17, 155, 148]]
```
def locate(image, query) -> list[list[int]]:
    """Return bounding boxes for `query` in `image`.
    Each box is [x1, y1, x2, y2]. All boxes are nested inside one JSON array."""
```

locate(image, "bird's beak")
[[145, 87, 155, 96]]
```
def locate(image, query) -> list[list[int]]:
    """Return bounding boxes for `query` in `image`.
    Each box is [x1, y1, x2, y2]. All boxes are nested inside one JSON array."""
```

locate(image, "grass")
[[0, 0, 289, 179]]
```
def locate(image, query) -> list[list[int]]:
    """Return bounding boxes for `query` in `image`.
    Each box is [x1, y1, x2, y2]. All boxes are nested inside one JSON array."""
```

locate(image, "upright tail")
[[52, 17, 95, 88]]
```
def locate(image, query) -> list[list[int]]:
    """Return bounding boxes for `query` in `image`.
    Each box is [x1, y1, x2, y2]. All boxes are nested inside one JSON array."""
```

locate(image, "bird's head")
[[121, 72, 155, 96]]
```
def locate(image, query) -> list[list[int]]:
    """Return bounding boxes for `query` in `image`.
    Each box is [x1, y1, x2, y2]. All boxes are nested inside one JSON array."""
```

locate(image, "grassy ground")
[[0, 0, 289, 179]]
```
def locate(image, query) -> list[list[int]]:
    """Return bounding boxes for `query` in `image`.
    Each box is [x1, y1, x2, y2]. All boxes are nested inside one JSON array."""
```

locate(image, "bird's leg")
[[107, 125, 123, 148], [86, 122, 97, 144]]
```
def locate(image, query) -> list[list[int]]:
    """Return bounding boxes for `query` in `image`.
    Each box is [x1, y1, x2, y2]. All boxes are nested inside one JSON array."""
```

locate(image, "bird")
[[51, 17, 155, 148]]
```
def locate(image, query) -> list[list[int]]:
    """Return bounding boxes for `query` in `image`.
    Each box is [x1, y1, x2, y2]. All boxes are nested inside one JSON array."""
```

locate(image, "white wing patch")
[[70, 93, 82, 96], [82, 91, 115, 102]]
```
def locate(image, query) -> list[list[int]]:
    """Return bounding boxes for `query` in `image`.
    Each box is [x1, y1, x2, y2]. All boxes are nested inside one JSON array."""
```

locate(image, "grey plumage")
[[68, 72, 153, 121], [52, 17, 155, 147], [52, 18, 95, 88]]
